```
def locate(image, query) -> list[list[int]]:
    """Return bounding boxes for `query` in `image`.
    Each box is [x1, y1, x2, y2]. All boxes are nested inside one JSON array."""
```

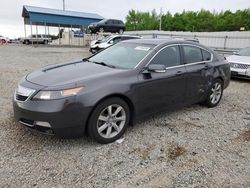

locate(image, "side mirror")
[[233, 51, 239, 55], [109, 40, 114, 44], [147, 64, 166, 73]]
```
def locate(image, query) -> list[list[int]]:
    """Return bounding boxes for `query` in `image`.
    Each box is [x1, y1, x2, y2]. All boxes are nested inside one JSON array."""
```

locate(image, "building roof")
[[22, 5, 104, 28]]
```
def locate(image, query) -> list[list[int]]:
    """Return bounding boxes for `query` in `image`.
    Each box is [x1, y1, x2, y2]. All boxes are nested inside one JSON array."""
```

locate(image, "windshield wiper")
[[92, 61, 116, 68]]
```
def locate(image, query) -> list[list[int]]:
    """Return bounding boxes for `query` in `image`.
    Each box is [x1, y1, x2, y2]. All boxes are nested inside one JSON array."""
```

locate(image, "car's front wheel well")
[[215, 76, 224, 87], [85, 94, 135, 135]]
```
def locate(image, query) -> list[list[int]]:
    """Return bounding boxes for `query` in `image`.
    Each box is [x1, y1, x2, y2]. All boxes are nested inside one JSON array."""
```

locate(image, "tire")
[[1, 39, 6, 44], [24, 40, 30, 45], [99, 27, 104, 33], [88, 97, 130, 144], [119, 29, 124, 34], [204, 79, 223, 108], [44, 40, 48, 45]]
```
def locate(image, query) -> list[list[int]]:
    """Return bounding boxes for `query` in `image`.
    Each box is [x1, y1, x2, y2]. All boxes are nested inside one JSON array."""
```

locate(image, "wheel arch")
[[85, 94, 136, 134]]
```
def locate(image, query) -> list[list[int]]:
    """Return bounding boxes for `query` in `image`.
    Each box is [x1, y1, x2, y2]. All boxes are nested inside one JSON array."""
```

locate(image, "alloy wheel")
[[97, 104, 126, 139], [210, 82, 222, 104]]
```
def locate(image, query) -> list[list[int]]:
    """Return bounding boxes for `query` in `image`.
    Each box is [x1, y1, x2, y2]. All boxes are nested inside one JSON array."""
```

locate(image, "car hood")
[[26, 61, 124, 88], [227, 55, 250, 64]]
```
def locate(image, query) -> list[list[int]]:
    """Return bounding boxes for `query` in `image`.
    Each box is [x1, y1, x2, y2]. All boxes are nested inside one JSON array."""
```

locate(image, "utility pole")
[[159, 7, 163, 31], [63, 0, 65, 11]]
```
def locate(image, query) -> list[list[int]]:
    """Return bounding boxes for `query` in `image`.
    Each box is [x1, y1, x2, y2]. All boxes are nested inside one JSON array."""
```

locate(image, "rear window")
[[183, 45, 203, 64]]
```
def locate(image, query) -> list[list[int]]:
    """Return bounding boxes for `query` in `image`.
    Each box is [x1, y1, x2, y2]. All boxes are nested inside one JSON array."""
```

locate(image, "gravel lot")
[[0, 45, 249, 187]]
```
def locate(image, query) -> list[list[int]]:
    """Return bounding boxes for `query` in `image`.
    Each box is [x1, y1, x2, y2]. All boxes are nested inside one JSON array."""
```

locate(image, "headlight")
[[33, 87, 83, 100]]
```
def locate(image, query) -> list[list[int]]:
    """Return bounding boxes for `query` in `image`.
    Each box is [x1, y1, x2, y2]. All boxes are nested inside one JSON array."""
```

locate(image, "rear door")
[[181, 45, 214, 104], [136, 45, 187, 116]]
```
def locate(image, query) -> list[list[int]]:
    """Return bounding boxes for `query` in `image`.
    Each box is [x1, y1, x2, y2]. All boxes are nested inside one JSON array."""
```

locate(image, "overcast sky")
[[0, 0, 249, 38]]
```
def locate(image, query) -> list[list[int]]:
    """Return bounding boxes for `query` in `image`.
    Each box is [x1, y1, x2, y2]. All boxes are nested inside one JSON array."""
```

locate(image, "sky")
[[0, 0, 249, 38]]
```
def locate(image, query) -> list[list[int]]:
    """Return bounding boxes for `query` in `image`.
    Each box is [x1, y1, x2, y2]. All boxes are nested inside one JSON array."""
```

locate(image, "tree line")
[[125, 9, 250, 32]]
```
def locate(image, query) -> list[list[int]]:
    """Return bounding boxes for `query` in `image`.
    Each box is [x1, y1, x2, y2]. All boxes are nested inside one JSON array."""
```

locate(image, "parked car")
[[227, 47, 250, 79], [20, 34, 52, 45], [90, 35, 141, 53], [13, 39, 230, 144], [88, 19, 125, 34], [0, 35, 9, 44]]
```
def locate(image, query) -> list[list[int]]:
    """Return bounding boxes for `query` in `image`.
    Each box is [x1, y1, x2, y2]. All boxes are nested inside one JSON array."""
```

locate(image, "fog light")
[[35, 121, 51, 128]]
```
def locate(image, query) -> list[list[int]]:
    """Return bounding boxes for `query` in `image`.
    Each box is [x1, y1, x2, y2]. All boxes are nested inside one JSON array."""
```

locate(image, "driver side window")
[[150, 46, 181, 68]]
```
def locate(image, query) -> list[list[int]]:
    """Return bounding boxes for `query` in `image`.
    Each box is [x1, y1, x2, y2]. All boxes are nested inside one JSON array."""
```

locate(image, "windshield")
[[100, 36, 113, 43], [88, 43, 154, 69], [238, 47, 250, 56]]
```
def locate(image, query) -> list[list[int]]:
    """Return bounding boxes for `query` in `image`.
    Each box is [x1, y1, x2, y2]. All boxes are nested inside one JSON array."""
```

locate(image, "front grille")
[[16, 94, 28, 101], [230, 63, 250, 70]]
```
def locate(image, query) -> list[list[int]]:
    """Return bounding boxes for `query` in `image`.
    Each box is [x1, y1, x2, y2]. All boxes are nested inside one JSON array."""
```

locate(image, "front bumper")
[[13, 97, 92, 138], [230, 68, 250, 79]]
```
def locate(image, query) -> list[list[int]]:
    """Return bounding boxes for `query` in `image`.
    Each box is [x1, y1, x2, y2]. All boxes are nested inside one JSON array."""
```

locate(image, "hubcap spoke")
[[114, 116, 126, 121], [108, 106, 112, 116], [106, 126, 112, 137], [112, 123, 120, 132], [113, 106, 122, 116], [98, 123, 108, 133], [98, 115, 108, 122]]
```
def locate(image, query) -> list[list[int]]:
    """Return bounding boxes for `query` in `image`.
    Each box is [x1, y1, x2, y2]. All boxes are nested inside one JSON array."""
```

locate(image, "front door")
[[136, 45, 187, 117]]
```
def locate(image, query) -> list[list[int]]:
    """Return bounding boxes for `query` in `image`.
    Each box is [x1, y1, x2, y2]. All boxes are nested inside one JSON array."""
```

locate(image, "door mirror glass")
[[147, 64, 166, 73]]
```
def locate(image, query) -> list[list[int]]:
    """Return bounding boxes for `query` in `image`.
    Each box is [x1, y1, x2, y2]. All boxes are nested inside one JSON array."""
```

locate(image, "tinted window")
[[183, 46, 203, 64], [150, 46, 181, 68], [112, 37, 121, 44], [202, 49, 211, 61]]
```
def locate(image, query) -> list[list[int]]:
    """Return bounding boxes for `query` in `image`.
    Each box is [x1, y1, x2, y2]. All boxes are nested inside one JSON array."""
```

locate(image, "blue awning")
[[22, 5, 104, 28]]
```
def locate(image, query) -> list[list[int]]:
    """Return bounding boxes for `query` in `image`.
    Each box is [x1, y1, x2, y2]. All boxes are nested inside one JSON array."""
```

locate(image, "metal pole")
[[36, 25, 38, 45], [82, 26, 84, 47], [24, 19, 27, 38], [159, 7, 162, 31], [68, 27, 70, 45], [71, 25, 72, 46], [59, 25, 61, 45], [63, 0, 65, 11], [30, 22, 33, 45], [45, 22, 47, 36]]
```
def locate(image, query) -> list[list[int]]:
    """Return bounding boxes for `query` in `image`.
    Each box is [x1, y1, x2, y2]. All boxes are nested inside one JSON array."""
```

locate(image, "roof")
[[123, 38, 173, 45], [22, 5, 104, 27]]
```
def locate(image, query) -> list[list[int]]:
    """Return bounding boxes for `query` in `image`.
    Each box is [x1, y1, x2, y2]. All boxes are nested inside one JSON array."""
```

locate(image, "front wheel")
[[204, 79, 223, 108], [88, 97, 130, 144]]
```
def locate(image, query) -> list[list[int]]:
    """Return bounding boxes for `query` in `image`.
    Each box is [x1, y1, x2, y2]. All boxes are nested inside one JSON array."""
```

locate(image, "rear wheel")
[[88, 97, 130, 144], [99, 27, 104, 33], [204, 79, 223, 108], [24, 40, 30, 45], [119, 29, 124, 34]]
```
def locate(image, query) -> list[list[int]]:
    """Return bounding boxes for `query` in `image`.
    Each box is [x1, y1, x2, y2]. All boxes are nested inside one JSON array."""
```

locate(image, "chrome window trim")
[[134, 42, 213, 70]]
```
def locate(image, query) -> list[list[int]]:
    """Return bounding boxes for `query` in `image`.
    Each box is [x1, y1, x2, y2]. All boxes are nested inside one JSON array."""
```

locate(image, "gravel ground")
[[0, 44, 249, 187]]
